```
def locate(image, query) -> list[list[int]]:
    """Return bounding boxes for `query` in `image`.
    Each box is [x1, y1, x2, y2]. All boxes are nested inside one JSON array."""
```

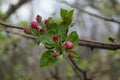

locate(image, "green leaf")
[[60, 9, 74, 25], [65, 16, 72, 26], [66, 31, 79, 48], [71, 50, 80, 60], [40, 50, 58, 67], [44, 42, 55, 49], [16, 75, 25, 80], [40, 33, 55, 49], [60, 8, 68, 20], [57, 22, 67, 42], [47, 23, 58, 33], [67, 10, 74, 18], [65, 10, 74, 25]]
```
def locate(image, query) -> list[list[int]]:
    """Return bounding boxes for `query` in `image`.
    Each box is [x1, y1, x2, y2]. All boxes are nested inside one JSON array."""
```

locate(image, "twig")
[[59, 1, 120, 24], [69, 59, 89, 80], [0, 21, 23, 29], [69, 59, 85, 73], [1, 0, 29, 20], [3, 29, 38, 40], [79, 39, 120, 50]]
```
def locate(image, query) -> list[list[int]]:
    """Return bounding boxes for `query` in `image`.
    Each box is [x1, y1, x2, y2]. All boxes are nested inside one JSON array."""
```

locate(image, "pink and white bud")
[[64, 41, 73, 50], [31, 21, 39, 29], [36, 15, 42, 22]]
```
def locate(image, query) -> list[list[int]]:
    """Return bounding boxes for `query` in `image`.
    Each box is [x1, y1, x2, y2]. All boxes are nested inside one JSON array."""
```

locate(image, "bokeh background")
[[0, 0, 120, 80]]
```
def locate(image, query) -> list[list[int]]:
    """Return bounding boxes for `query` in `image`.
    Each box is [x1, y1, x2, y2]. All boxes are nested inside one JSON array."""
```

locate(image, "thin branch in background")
[[79, 39, 120, 50], [1, 0, 30, 20], [69, 59, 85, 73], [50, 66, 60, 80], [2, 29, 37, 40], [0, 0, 29, 41], [66, 58, 83, 80], [69, 59, 93, 80], [0, 21, 23, 29], [59, 1, 120, 24]]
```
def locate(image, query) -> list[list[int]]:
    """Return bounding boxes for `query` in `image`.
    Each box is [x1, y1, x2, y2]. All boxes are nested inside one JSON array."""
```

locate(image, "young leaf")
[[44, 42, 55, 49], [47, 23, 58, 33], [67, 10, 74, 18], [60, 8, 68, 20], [66, 31, 79, 48], [57, 22, 68, 42], [40, 50, 58, 67], [64, 16, 72, 26], [65, 10, 74, 25], [40, 33, 55, 49]]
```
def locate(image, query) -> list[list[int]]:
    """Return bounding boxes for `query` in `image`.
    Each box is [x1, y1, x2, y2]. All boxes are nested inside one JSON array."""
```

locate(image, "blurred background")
[[0, 0, 120, 80]]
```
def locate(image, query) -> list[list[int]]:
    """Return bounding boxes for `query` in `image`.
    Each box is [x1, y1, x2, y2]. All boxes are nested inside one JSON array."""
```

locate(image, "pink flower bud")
[[53, 34, 59, 42], [68, 53, 74, 58], [36, 15, 42, 22], [44, 19, 49, 26], [64, 41, 73, 50], [52, 52, 58, 58], [31, 21, 39, 29], [23, 28, 29, 33], [39, 28, 45, 33]]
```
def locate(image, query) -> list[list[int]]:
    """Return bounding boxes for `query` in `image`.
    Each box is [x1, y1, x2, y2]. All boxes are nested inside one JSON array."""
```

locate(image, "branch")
[[59, 1, 120, 24], [79, 39, 120, 50], [2, 29, 120, 50], [2, 0, 29, 20], [69, 59, 93, 80], [3, 29, 37, 40], [0, 20, 23, 29], [0, 21, 120, 50], [69, 58, 85, 73]]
